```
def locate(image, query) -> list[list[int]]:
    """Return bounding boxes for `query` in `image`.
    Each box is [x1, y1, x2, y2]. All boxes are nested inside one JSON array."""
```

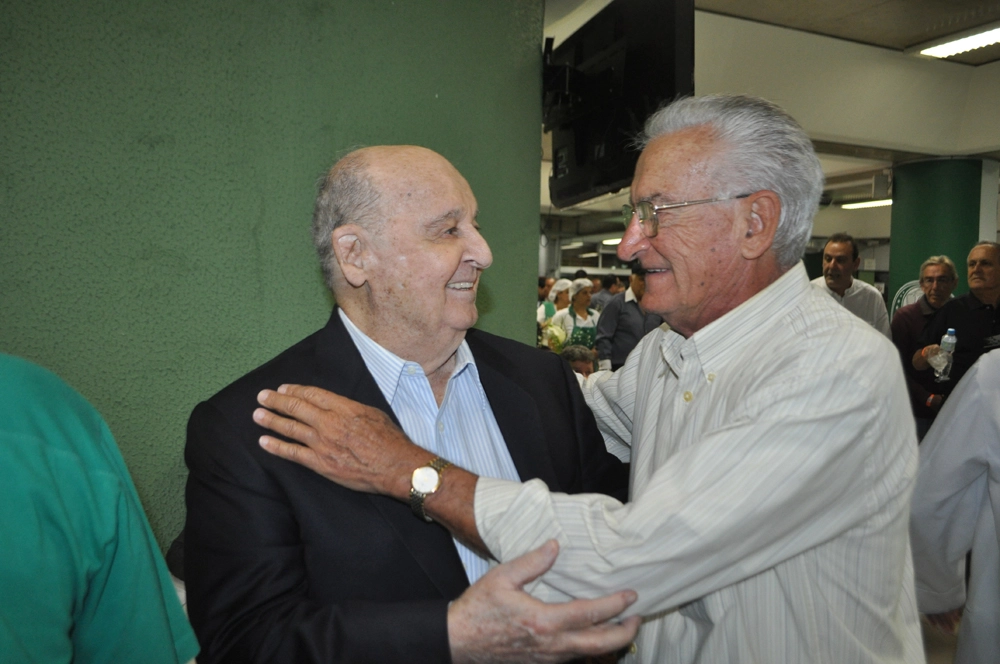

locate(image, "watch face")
[[412, 466, 440, 493]]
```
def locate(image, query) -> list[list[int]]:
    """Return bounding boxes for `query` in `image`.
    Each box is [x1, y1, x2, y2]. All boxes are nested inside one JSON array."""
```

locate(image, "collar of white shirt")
[[338, 308, 485, 410], [658, 262, 809, 382]]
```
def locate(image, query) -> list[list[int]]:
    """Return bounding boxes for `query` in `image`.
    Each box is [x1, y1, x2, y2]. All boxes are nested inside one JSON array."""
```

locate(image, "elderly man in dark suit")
[[183, 145, 636, 664]]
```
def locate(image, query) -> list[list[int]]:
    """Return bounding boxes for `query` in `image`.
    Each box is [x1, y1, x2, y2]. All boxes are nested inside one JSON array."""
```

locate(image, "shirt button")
[[683, 391, 693, 402], [707, 373, 716, 382], [406, 366, 416, 375], [437, 422, 445, 433]]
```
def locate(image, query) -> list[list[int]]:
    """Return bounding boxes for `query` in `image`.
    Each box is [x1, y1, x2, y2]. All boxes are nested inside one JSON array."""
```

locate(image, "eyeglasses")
[[920, 276, 954, 285], [621, 194, 752, 238]]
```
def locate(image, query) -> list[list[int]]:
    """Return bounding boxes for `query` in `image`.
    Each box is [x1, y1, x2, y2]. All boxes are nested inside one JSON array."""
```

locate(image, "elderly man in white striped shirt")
[[257, 96, 925, 664]]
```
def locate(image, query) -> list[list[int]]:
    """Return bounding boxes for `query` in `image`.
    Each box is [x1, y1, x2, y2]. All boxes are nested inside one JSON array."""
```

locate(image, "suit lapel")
[[314, 309, 470, 598], [468, 334, 561, 489]]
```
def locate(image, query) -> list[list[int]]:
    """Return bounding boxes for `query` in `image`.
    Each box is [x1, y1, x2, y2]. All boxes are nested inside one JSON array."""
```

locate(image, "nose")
[[617, 216, 647, 263], [467, 226, 493, 271]]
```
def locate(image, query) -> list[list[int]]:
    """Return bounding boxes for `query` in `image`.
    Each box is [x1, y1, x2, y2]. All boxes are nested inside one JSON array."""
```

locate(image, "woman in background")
[[551, 278, 600, 351]]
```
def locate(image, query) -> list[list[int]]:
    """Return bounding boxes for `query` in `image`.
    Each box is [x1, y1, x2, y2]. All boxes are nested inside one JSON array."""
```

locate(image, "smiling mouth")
[[447, 281, 476, 291]]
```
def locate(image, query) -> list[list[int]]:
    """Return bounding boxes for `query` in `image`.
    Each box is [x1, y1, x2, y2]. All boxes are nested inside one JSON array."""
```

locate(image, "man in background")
[[538, 276, 554, 305], [560, 345, 595, 378], [589, 275, 604, 304], [590, 274, 622, 312], [913, 241, 1000, 395], [891, 255, 957, 438], [595, 265, 663, 371], [812, 233, 891, 338]]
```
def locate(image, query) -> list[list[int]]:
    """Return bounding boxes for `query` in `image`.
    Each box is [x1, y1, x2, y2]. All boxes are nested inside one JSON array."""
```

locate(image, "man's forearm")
[[420, 467, 487, 554]]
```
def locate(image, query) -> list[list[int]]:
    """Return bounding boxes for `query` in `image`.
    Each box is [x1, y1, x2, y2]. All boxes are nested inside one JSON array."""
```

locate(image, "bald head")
[[312, 146, 473, 290], [313, 146, 491, 368]]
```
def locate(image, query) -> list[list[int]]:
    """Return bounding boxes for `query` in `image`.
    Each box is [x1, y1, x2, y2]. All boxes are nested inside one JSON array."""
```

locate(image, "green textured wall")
[[0, 0, 543, 548], [889, 160, 983, 299]]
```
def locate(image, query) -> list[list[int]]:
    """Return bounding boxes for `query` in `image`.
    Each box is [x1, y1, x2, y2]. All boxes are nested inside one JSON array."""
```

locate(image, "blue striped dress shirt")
[[339, 309, 520, 584]]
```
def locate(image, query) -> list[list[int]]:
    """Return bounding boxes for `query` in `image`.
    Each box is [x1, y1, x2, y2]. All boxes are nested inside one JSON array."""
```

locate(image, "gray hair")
[[560, 345, 594, 364], [972, 240, 1000, 257], [919, 255, 957, 282], [638, 94, 824, 271], [312, 151, 383, 289]]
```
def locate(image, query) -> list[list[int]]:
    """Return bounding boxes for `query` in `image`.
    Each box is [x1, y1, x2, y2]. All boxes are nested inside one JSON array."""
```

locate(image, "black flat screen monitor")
[[544, 0, 694, 208]]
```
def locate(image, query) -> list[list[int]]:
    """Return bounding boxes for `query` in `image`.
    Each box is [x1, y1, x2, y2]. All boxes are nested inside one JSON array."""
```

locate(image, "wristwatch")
[[409, 456, 452, 522]]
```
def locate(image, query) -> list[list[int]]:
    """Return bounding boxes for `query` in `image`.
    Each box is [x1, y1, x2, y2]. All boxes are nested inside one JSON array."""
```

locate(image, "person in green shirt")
[[0, 353, 199, 663]]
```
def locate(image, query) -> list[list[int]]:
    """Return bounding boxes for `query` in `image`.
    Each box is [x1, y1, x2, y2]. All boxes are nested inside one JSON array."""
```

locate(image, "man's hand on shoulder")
[[254, 383, 488, 550], [448, 540, 640, 664], [254, 384, 423, 498]]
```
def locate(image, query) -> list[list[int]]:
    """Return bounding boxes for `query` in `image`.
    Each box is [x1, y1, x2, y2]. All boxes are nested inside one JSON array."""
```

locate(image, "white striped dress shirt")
[[910, 349, 1000, 664], [339, 310, 519, 584], [475, 263, 925, 663]]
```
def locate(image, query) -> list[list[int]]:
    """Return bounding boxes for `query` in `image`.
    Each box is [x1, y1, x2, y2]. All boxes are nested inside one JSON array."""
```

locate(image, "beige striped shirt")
[[476, 263, 924, 663]]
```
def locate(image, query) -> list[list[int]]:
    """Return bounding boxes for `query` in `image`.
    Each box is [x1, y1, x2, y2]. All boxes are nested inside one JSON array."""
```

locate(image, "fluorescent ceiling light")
[[908, 21, 1000, 58], [561, 241, 583, 250], [921, 27, 1000, 58], [579, 252, 599, 258], [602, 238, 622, 245], [841, 199, 892, 210]]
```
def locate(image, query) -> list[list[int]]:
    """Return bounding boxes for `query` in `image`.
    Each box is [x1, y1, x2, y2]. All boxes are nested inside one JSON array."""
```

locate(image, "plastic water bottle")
[[929, 328, 957, 382]]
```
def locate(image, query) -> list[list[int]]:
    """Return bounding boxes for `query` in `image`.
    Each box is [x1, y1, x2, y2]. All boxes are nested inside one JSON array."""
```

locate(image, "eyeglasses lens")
[[621, 205, 634, 226], [620, 202, 658, 236]]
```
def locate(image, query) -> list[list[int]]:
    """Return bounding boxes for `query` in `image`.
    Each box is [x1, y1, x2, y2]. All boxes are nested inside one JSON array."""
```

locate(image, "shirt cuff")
[[598, 359, 612, 371], [475, 477, 553, 563], [916, 578, 966, 614]]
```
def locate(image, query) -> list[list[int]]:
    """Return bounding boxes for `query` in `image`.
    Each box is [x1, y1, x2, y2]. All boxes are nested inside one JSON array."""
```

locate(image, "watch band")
[[409, 456, 452, 522]]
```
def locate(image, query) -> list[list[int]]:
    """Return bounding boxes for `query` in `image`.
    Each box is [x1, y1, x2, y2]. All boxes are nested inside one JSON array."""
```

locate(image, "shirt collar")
[[658, 262, 810, 381], [816, 277, 852, 299], [918, 295, 939, 316], [625, 287, 637, 303], [968, 291, 996, 309], [338, 308, 482, 408]]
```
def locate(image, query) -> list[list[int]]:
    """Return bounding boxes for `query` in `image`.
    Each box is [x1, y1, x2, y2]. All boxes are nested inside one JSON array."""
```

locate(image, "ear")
[[851, 256, 861, 273], [331, 224, 369, 288], [739, 190, 781, 261]]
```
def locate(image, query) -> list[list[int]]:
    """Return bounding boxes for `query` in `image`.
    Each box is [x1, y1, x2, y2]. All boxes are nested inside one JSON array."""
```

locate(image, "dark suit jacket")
[[184, 309, 628, 664]]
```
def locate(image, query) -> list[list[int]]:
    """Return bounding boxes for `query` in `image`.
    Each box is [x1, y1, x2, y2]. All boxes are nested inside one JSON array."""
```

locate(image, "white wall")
[[813, 204, 892, 238], [695, 11, 999, 157], [960, 60, 1000, 153]]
